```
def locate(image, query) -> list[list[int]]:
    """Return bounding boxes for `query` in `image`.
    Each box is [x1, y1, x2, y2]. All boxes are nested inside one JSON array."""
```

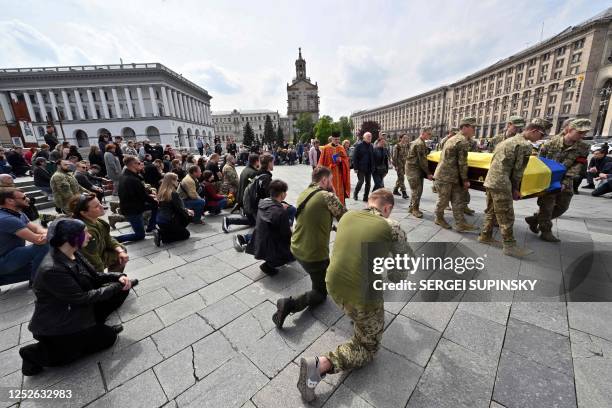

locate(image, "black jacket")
[[75, 171, 95, 191], [28, 249, 124, 336], [237, 165, 258, 203], [158, 191, 191, 226], [44, 133, 59, 150], [143, 163, 163, 189], [88, 151, 106, 176], [353, 141, 375, 173], [118, 169, 157, 215], [33, 166, 51, 188], [246, 198, 294, 267], [373, 146, 390, 174]]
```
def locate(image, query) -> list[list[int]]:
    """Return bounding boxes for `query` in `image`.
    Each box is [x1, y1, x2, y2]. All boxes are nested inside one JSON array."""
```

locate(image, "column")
[[99, 88, 110, 119], [187, 97, 195, 122], [111, 88, 122, 119], [602, 91, 612, 137], [86, 89, 98, 119], [149, 86, 160, 116], [184, 95, 191, 121], [48, 90, 59, 121], [0, 92, 14, 122], [196, 102, 203, 123], [205, 104, 211, 124], [161, 86, 170, 116], [124, 87, 135, 118], [35, 91, 48, 122], [171, 90, 180, 118], [74, 89, 86, 120], [23, 92, 37, 122], [166, 88, 176, 117], [136, 87, 146, 117], [178, 93, 186, 120], [61, 90, 74, 120]]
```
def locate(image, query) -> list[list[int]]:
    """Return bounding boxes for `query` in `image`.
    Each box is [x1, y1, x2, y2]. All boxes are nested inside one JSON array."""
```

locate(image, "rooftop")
[[212, 109, 278, 116]]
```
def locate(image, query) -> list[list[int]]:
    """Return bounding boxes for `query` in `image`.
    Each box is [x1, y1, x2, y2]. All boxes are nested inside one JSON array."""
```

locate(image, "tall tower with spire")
[[287, 47, 319, 128]]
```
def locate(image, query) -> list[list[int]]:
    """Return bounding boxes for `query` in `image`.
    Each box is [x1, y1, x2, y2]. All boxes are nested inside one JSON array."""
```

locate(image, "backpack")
[[242, 173, 269, 216]]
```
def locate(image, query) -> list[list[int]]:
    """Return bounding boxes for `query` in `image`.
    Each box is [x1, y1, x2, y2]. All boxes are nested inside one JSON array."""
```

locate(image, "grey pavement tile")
[[570, 329, 612, 359], [323, 384, 375, 408], [122, 256, 152, 273], [153, 347, 196, 400], [0, 302, 35, 331], [295, 328, 352, 388], [510, 301, 569, 336], [154, 292, 206, 326], [192, 331, 238, 379], [162, 401, 178, 408], [443, 309, 506, 361], [197, 295, 250, 329], [504, 318, 572, 376], [86, 369, 167, 408], [127, 256, 187, 281], [493, 349, 576, 408], [456, 301, 510, 325], [0, 370, 22, 408], [133, 270, 182, 296], [19, 362, 105, 408], [254, 266, 305, 293], [243, 329, 299, 378], [146, 249, 186, 264], [489, 402, 506, 408], [567, 302, 612, 342], [407, 338, 497, 408], [113, 311, 165, 351], [239, 262, 266, 281], [570, 329, 612, 408], [0, 290, 35, 314], [198, 272, 252, 306], [400, 301, 458, 332], [176, 354, 268, 408], [344, 348, 422, 408], [381, 314, 441, 367], [233, 281, 277, 309], [101, 337, 163, 390], [0, 345, 22, 378], [117, 288, 174, 323], [178, 245, 219, 263], [310, 299, 344, 327], [241, 401, 256, 408], [252, 362, 336, 408], [278, 311, 328, 351], [220, 301, 277, 351], [213, 248, 259, 270], [152, 314, 213, 358], [19, 323, 34, 345], [184, 256, 238, 284], [0, 326, 20, 353]]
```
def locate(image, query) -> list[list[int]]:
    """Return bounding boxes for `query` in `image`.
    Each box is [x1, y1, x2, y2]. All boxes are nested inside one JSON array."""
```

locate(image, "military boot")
[[540, 230, 560, 242], [393, 188, 401, 196], [464, 206, 475, 216], [402, 190, 409, 199], [525, 215, 539, 234], [503, 244, 534, 258], [109, 201, 120, 214], [478, 233, 500, 245], [435, 216, 451, 229], [108, 214, 126, 230], [455, 222, 478, 232], [411, 207, 423, 218]]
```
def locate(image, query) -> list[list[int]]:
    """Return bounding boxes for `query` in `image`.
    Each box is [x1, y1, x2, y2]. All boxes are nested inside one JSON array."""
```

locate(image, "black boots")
[[393, 188, 401, 196], [272, 297, 295, 329]]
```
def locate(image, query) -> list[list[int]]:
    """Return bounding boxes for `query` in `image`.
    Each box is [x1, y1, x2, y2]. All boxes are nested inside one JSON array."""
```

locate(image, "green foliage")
[[242, 122, 255, 146], [262, 115, 276, 146], [358, 120, 381, 142], [294, 112, 315, 143], [276, 124, 285, 146], [337, 116, 354, 141], [314, 115, 335, 144]]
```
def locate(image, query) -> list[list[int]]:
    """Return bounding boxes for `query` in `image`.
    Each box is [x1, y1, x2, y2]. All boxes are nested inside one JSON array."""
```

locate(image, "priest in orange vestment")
[[318, 132, 350, 205]]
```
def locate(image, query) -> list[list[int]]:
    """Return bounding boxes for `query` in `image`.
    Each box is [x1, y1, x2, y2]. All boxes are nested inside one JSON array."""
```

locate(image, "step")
[[35, 201, 56, 210]]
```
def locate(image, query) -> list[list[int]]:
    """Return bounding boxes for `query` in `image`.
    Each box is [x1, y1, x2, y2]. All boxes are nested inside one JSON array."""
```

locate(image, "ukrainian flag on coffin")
[[426, 151, 566, 198]]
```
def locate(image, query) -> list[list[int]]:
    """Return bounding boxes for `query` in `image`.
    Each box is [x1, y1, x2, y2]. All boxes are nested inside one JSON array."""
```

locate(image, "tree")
[[358, 120, 381, 142], [276, 125, 285, 146], [337, 116, 354, 140], [243, 122, 255, 147], [262, 115, 275, 146], [314, 115, 335, 144], [294, 112, 315, 143]]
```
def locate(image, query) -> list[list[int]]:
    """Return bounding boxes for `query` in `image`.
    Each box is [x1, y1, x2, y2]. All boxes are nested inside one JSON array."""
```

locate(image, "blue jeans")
[[0, 244, 49, 286], [116, 209, 157, 243], [184, 198, 206, 222]]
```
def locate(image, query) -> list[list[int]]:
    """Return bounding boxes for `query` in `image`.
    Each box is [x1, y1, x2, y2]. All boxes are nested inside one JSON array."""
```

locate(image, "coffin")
[[427, 151, 566, 198]]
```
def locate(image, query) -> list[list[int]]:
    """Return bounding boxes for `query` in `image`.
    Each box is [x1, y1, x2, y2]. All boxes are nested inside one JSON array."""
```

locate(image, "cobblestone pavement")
[[1, 164, 611, 408]]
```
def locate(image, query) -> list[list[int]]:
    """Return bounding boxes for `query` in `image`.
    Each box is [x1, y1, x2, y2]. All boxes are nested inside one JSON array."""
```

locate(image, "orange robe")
[[318, 143, 350, 205]]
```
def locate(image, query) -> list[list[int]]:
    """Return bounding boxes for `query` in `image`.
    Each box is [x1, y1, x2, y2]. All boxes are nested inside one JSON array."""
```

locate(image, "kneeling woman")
[[19, 218, 137, 376], [154, 173, 193, 246]]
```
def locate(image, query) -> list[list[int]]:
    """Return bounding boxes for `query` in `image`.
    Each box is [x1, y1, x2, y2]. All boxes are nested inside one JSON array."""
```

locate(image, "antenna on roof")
[[120, 58, 123, 65], [540, 21, 545, 42]]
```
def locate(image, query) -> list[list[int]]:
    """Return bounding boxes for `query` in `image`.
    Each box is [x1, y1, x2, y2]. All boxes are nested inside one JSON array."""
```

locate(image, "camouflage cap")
[[530, 117, 552, 130], [508, 115, 526, 127], [459, 117, 478, 127], [421, 125, 433, 134], [561, 118, 574, 128], [569, 118, 592, 132], [450, 127, 459, 133]]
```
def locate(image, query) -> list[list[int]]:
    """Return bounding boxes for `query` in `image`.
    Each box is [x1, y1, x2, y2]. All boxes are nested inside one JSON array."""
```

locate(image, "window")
[[535, 97, 543, 106], [542, 53, 550, 61], [553, 71, 562, 80], [555, 59, 564, 68], [528, 69, 535, 77], [528, 58, 536, 66], [571, 53, 582, 63], [538, 75, 547, 83], [564, 91, 574, 100], [516, 73, 523, 81], [564, 79, 576, 89], [533, 108, 541, 117], [562, 104, 571, 114], [547, 106, 555, 115], [556, 46, 566, 55], [574, 38, 585, 49], [569, 66, 579, 75], [517, 63, 524, 70], [549, 95, 557, 103], [541, 64, 548, 72]]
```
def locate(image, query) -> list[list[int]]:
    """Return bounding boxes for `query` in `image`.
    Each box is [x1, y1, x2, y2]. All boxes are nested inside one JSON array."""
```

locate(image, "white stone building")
[[212, 109, 280, 143], [287, 48, 319, 124], [0, 63, 214, 148]]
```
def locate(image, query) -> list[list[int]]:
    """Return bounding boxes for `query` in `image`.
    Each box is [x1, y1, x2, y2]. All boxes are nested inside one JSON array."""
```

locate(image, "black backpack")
[[242, 173, 270, 216]]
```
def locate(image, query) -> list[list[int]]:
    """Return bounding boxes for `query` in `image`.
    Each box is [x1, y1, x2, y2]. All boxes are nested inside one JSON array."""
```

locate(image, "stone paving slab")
[[2, 165, 612, 407]]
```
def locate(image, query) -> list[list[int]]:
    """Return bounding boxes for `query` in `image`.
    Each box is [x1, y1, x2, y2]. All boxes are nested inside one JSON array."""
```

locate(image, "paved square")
[[1, 164, 612, 408]]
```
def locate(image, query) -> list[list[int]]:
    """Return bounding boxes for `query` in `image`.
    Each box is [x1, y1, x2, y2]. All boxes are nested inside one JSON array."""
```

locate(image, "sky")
[[1, 0, 610, 119]]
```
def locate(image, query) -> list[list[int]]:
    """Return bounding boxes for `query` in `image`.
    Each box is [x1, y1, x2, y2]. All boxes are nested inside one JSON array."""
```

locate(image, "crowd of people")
[[0, 115, 606, 403]]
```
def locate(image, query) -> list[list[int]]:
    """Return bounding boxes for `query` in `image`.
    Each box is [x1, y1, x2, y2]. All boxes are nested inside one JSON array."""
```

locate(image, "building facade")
[[0, 63, 214, 148], [212, 109, 280, 143], [351, 7, 612, 139], [287, 48, 320, 124]]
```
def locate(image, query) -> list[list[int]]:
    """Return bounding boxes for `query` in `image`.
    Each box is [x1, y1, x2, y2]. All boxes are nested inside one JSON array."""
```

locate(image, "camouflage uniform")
[[482, 134, 533, 243], [392, 142, 410, 193], [433, 132, 470, 225], [221, 164, 239, 195], [405, 137, 431, 214], [531, 131, 589, 233], [488, 116, 526, 153], [461, 138, 481, 213], [325, 207, 408, 373]]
